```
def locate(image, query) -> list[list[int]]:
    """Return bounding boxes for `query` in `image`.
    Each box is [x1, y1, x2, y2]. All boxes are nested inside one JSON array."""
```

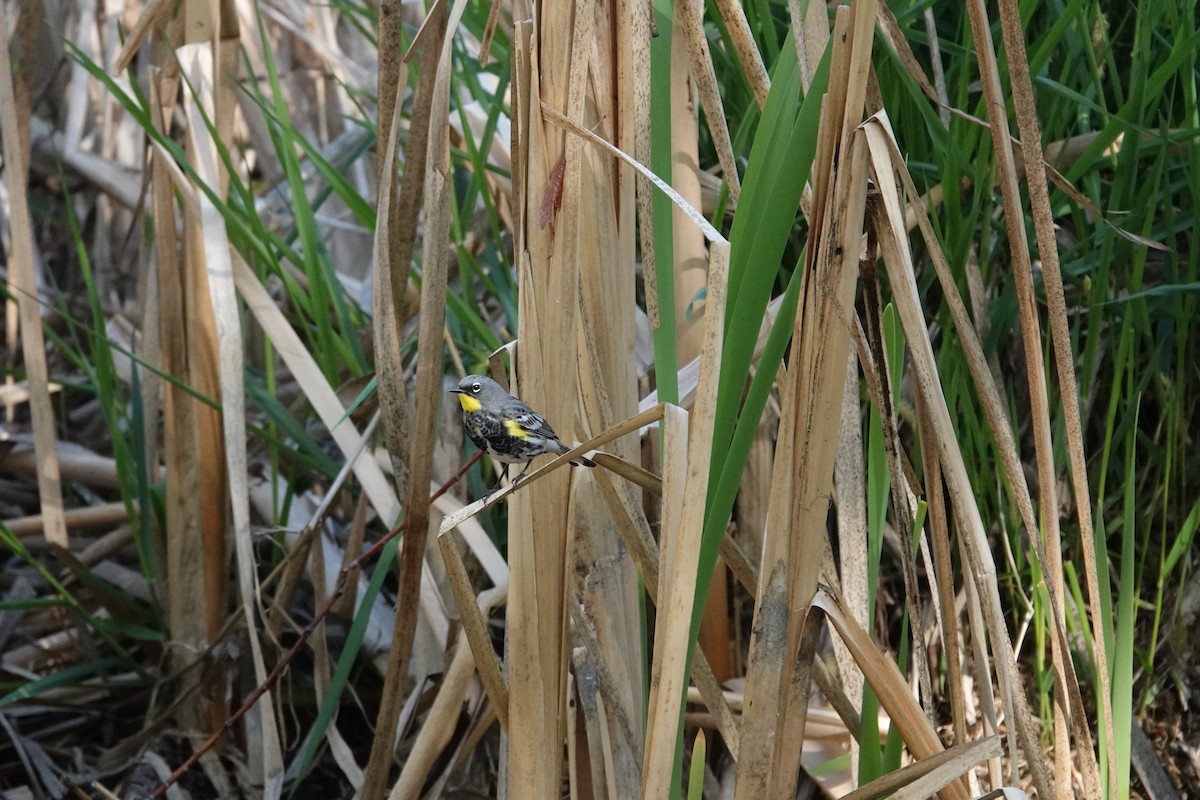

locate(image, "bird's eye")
[[471, 382, 481, 393]]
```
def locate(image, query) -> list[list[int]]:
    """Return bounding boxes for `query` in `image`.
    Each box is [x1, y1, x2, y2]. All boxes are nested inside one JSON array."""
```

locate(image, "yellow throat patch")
[[456, 394, 482, 412]]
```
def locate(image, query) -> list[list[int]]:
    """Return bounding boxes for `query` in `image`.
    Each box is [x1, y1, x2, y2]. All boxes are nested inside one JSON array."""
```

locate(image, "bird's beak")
[[448, 387, 464, 394]]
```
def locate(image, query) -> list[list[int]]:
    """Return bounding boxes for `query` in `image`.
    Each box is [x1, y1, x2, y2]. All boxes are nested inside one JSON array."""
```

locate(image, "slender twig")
[[151, 452, 481, 798]]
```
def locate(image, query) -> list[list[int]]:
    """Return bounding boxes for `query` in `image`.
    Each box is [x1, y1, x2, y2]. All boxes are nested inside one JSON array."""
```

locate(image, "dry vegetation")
[[1, 0, 1198, 798]]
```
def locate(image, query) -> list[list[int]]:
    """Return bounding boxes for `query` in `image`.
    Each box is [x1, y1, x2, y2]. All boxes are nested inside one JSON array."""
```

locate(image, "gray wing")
[[512, 408, 559, 441]]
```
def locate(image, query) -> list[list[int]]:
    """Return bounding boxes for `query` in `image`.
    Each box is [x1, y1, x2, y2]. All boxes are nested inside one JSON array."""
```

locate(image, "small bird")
[[449, 374, 595, 494]]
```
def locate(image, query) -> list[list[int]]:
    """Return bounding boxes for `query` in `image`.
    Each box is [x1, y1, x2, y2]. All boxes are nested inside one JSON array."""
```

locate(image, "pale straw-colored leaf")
[[675, 0, 740, 198], [231, 254, 400, 522], [839, 735, 1002, 800], [435, 528, 510, 732], [589, 458, 741, 760], [641, 404, 695, 799], [712, 0, 769, 107], [916, 399, 970, 747], [667, 10, 709, 364], [181, 43, 284, 796], [568, 11, 647, 785], [0, 0, 66, 549]]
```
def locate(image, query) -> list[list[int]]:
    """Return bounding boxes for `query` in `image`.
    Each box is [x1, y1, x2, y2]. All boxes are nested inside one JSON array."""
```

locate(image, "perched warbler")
[[449, 374, 596, 493]]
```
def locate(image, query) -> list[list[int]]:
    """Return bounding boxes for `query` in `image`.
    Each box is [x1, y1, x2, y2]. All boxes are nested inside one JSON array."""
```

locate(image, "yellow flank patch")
[[504, 418, 530, 439], [457, 394, 482, 412]]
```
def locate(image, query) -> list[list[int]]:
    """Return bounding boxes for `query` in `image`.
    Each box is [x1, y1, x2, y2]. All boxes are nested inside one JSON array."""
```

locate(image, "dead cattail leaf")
[[839, 735, 1003, 800], [0, 0, 67, 550], [737, 5, 874, 795], [436, 525, 509, 732], [862, 107, 1050, 798], [181, 43, 284, 794], [814, 585, 971, 800], [642, 404, 696, 798]]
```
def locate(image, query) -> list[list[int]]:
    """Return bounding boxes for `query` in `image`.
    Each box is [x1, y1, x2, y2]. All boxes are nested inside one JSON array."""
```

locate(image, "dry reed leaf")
[[789, 0, 830, 92], [506, 6, 619, 791], [712, 0, 769, 108], [874, 2, 939, 107], [833, 347, 867, 780], [963, 3, 1098, 795], [840, 735, 1002, 800], [641, 404, 695, 799], [178, 41, 226, 654], [569, 650, 619, 799], [540, 101, 723, 244], [569, 607, 644, 795], [922, 7, 951, 127], [365, 0, 458, 790], [626, 1, 658, 331], [624, 112, 734, 777], [370, 5, 418, 490], [644, 44, 738, 727], [993, 3, 1111, 794], [111, 0, 175, 73], [588, 457, 741, 760], [861, 112, 1066, 740], [478, 0, 503, 66], [856, 256, 936, 717], [813, 586, 970, 800], [944, 107, 1166, 252], [862, 112, 1049, 798], [153, 12, 232, 751], [675, 0, 740, 199], [916, 400, 970, 747], [360, 2, 418, 786], [333, 492, 371, 622], [431, 492, 507, 586], [181, 44, 284, 795], [231, 253, 400, 520], [436, 524, 510, 733], [736, 5, 873, 796], [629, 128, 733, 780], [570, 27, 648, 792], [145, 64, 185, 618], [0, 0, 66, 549]]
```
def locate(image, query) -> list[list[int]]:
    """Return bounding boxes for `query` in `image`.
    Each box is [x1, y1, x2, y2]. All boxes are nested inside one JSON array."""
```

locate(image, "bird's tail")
[[553, 439, 596, 468]]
